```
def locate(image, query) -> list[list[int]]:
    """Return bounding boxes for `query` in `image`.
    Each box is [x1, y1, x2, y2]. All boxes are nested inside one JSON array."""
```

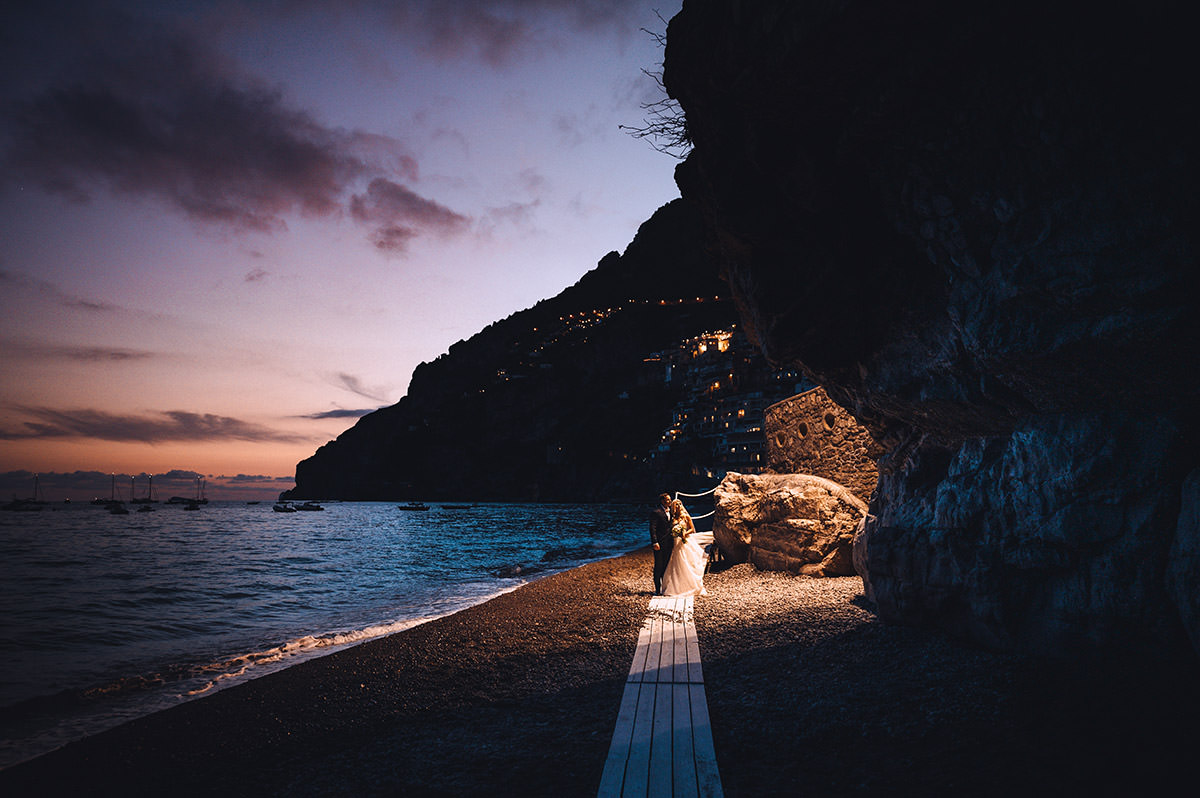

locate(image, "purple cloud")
[[53, 346, 155, 363], [299, 408, 377, 420], [332, 372, 393, 403], [349, 178, 470, 253], [486, 199, 541, 227], [216, 473, 295, 484], [1, 332, 157, 365], [0, 269, 122, 313], [0, 407, 308, 443], [381, 0, 645, 66], [516, 167, 549, 194], [7, 58, 361, 231], [1, 5, 468, 248], [553, 112, 587, 147]]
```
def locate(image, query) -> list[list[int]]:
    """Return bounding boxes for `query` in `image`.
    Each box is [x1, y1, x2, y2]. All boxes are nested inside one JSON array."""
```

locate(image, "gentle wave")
[[3, 615, 445, 719], [0, 501, 645, 769], [0, 583, 530, 771], [181, 586, 527, 696], [182, 619, 436, 695]]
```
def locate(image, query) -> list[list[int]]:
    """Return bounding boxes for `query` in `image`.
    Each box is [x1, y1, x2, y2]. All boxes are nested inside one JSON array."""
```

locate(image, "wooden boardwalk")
[[597, 595, 723, 798]]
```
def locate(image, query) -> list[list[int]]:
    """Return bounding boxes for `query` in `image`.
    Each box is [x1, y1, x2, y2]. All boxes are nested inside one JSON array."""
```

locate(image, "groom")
[[649, 492, 674, 595]]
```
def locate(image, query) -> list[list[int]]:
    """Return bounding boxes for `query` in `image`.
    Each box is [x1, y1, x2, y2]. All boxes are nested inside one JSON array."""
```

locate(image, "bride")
[[661, 499, 714, 597]]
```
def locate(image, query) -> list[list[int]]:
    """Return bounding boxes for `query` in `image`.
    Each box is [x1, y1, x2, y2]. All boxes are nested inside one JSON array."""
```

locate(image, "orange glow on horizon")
[[0, 438, 302, 500]]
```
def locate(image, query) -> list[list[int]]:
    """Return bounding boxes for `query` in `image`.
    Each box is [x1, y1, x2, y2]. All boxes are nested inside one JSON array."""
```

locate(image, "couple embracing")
[[649, 492, 713, 597]]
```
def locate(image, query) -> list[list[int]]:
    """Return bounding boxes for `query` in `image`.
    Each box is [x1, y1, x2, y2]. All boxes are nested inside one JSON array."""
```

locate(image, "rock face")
[[714, 472, 866, 576], [666, 1, 1199, 656], [765, 386, 883, 505], [1168, 471, 1200, 656]]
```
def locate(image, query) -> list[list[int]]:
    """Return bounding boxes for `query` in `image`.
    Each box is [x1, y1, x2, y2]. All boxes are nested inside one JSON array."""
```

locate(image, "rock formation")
[[712, 387, 879, 576], [666, 1, 1199, 657], [714, 472, 865, 576]]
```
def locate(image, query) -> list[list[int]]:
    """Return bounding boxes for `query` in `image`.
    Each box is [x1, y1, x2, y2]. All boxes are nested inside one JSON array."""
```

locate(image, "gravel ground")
[[4, 550, 1198, 796], [698, 564, 1200, 797]]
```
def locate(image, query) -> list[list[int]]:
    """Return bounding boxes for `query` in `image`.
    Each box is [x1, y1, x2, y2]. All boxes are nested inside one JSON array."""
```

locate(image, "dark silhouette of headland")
[[284, 199, 805, 503]]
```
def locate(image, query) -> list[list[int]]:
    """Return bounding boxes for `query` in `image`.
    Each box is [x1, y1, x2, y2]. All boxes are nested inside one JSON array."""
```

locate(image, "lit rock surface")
[[714, 472, 866, 576]]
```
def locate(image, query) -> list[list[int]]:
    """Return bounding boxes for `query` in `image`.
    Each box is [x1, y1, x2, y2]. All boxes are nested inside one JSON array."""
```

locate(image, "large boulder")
[[714, 472, 867, 576], [666, 1, 1199, 655]]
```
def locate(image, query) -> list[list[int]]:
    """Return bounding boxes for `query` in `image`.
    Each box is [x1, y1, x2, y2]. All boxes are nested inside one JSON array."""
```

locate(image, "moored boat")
[[2, 474, 49, 511]]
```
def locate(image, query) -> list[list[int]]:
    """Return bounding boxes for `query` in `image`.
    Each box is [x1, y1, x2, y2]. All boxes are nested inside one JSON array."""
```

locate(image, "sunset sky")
[[0, 0, 684, 500]]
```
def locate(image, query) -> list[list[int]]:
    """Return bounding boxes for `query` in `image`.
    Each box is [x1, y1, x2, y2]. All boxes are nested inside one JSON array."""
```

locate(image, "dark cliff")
[[665, 1, 1199, 657], [288, 200, 746, 502]]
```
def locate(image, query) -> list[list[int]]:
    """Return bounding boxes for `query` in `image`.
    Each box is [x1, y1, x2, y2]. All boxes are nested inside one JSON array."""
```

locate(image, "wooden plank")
[[672, 683, 698, 797], [597, 681, 642, 798], [648, 595, 672, 612], [684, 609, 703, 685], [659, 603, 674, 679], [641, 608, 656, 684], [599, 595, 722, 798], [648, 682, 674, 798], [661, 600, 677, 684], [680, 597, 698, 683], [628, 614, 654, 683], [623, 677, 657, 798], [671, 601, 688, 684], [648, 604, 666, 684], [689, 683, 723, 798], [660, 596, 680, 681]]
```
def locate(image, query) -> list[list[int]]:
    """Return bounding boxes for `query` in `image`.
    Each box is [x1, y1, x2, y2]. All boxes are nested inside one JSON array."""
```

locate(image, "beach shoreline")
[[4, 547, 1198, 796], [1, 548, 656, 795]]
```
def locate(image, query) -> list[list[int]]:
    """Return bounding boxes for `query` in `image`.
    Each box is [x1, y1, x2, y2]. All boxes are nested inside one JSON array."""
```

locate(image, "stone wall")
[[765, 386, 883, 504]]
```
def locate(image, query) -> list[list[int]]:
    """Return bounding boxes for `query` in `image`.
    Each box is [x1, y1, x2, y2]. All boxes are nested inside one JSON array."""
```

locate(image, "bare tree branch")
[[620, 14, 691, 160]]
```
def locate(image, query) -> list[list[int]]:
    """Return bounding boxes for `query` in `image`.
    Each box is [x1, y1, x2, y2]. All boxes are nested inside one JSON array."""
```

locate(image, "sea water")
[[0, 501, 649, 769]]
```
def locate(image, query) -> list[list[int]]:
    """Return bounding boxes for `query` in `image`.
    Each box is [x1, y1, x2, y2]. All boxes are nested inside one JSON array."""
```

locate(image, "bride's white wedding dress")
[[661, 524, 713, 597]]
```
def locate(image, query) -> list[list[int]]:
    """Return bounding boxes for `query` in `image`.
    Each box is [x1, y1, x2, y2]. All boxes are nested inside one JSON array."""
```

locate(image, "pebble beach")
[[3, 548, 1197, 796]]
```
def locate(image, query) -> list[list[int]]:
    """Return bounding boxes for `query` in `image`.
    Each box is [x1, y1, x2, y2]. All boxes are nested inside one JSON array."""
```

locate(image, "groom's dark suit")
[[650, 502, 674, 595]]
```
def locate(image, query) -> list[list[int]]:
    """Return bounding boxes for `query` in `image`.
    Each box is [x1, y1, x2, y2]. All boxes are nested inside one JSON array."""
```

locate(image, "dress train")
[[661, 531, 713, 597]]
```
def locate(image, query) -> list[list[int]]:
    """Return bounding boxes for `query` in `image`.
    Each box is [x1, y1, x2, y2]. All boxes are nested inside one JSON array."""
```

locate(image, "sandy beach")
[[3, 547, 1198, 796]]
